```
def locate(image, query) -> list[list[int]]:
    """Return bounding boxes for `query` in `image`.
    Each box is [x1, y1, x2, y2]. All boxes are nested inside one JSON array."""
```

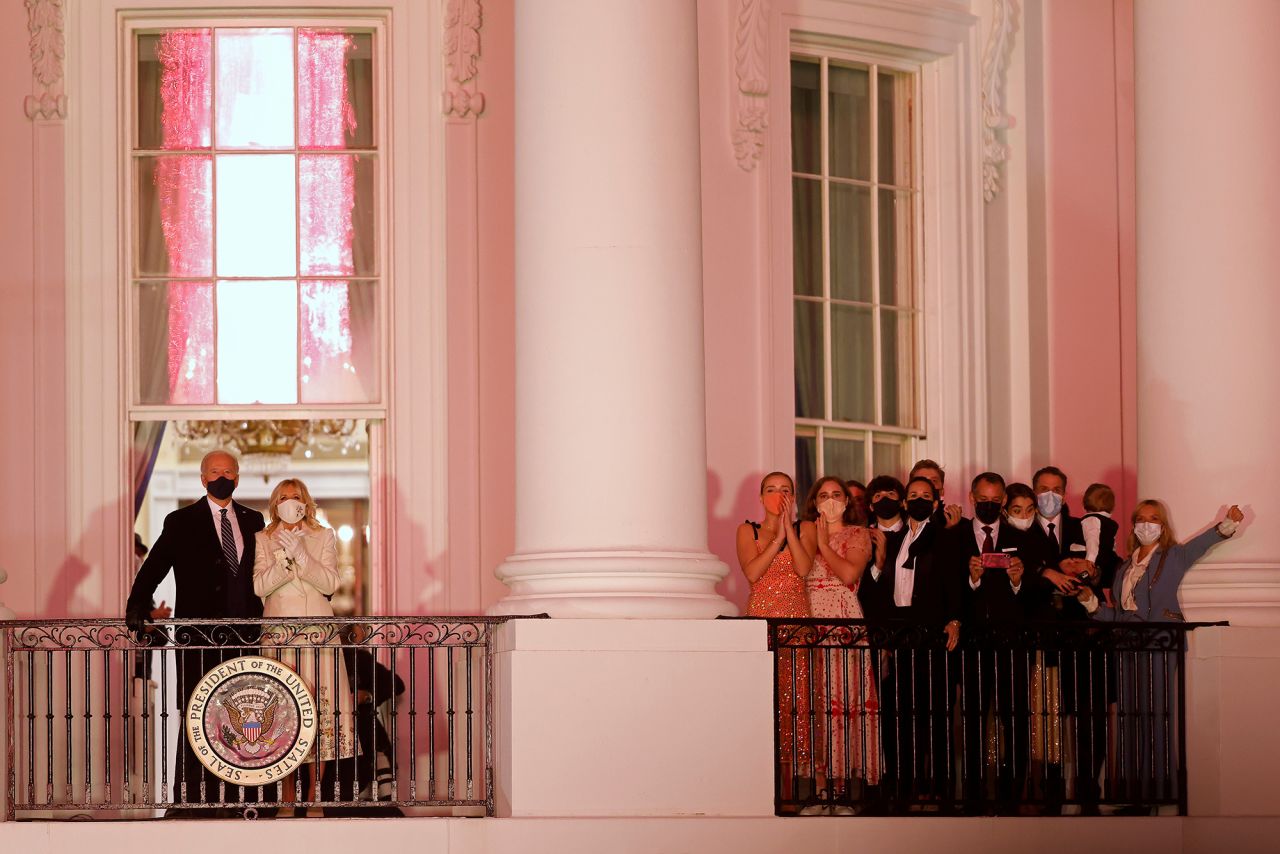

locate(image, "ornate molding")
[[25, 0, 67, 120], [980, 0, 1018, 202], [732, 0, 768, 171], [443, 0, 485, 118]]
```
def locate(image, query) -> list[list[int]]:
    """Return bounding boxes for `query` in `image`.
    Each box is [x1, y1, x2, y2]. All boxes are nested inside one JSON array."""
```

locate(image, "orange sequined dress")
[[744, 521, 812, 780]]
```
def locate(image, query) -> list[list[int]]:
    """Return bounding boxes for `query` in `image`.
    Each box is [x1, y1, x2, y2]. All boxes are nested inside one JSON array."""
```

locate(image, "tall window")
[[131, 26, 380, 408], [790, 50, 921, 490]]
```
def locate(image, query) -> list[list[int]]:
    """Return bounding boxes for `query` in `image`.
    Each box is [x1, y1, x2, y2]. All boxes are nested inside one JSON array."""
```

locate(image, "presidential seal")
[[186, 655, 318, 786]]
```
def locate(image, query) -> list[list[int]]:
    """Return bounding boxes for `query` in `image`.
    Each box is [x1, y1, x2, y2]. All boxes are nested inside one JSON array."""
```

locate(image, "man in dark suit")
[[860, 476, 962, 809], [126, 450, 264, 810], [940, 472, 1039, 812], [1025, 465, 1106, 814]]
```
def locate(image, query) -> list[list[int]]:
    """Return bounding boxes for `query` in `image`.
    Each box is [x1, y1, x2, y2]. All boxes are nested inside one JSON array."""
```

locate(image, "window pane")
[[879, 190, 913, 306], [790, 59, 820, 174], [138, 30, 213, 150], [830, 183, 872, 303], [872, 437, 904, 481], [794, 300, 824, 419], [828, 63, 869, 181], [216, 280, 297, 404], [832, 304, 874, 423], [137, 281, 215, 405], [299, 30, 374, 150], [823, 434, 866, 483], [795, 433, 817, 500], [301, 280, 378, 403], [881, 308, 916, 428], [215, 154, 297, 277], [878, 69, 911, 186], [792, 177, 821, 297], [300, 154, 376, 276], [215, 28, 295, 149], [136, 155, 213, 277]]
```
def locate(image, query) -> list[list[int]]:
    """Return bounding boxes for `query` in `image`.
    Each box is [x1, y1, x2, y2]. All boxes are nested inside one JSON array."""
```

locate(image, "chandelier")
[[173, 419, 361, 480]]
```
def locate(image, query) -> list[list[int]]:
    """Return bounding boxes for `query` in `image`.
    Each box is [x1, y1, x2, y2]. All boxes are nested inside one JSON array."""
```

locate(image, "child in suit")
[[1081, 484, 1121, 607]]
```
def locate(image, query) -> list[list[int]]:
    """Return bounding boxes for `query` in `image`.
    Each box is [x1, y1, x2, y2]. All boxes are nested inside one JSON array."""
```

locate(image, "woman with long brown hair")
[[798, 476, 882, 811]]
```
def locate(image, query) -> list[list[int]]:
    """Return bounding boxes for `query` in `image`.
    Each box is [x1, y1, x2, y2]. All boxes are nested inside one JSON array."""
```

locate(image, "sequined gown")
[[806, 524, 881, 787], [744, 522, 812, 781]]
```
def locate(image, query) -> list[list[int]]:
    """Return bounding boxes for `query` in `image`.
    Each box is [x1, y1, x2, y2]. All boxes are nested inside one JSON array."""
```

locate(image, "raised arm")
[[736, 523, 783, 585], [294, 528, 340, 596], [126, 515, 178, 626], [253, 531, 294, 599]]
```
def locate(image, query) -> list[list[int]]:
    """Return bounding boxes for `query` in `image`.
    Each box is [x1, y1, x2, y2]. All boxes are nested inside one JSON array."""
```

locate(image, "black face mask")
[[207, 476, 236, 501], [974, 500, 1002, 525], [905, 497, 935, 522], [871, 497, 901, 520]]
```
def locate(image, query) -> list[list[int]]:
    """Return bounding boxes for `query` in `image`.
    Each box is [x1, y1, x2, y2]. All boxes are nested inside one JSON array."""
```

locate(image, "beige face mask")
[[277, 498, 307, 525], [818, 498, 847, 524]]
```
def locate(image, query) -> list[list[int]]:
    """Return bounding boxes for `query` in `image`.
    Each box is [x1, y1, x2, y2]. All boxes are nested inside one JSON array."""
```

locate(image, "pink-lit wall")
[[0, 0, 69, 619], [0, 1, 1137, 619], [1033, 0, 1138, 515]]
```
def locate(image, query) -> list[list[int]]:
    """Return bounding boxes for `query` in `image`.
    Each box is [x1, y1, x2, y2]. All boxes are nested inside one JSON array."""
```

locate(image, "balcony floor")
[[4, 815, 1279, 854]]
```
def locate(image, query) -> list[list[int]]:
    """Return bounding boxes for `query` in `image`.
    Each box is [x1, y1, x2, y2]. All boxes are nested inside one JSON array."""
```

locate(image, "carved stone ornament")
[[25, 0, 67, 120], [443, 0, 485, 118], [733, 0, 768, 171], [981, 0, 1018, 202]]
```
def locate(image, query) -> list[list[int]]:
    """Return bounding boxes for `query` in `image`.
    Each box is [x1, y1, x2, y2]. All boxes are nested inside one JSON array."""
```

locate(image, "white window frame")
[[124, 19, 389, 416], [64, 0, 448, 614], [765, 2, 988, 484], [790, 46, 926, 482]]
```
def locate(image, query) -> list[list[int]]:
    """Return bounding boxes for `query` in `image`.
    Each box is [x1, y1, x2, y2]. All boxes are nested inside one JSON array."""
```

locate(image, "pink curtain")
[[298, 30, 361, 403], [156, 30, 214, 404], [154, 29, 361, 405]]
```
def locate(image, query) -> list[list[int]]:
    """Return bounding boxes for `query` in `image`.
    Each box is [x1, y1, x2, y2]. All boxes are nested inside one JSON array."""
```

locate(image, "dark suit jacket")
[[126, 498, 265, 622], [940, 519, 1040, 624], [1024, 510, 1096, 621], [859, 520, 960, 626]]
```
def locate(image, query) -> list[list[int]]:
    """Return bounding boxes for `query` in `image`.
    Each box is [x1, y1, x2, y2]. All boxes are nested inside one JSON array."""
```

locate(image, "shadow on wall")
[[708, 469, 767, 613], [44, 499, 129, 618]]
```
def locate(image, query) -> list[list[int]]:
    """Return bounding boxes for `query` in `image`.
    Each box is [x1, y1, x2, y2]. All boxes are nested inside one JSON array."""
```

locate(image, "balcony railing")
[[767, 618, 1220, 817], [2, 617, 513, 820]]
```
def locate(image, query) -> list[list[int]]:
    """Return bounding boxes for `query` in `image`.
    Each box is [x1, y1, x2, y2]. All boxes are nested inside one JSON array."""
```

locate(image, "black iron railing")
[[767, 618, 1220, 817], [2, 617, 511, 819]]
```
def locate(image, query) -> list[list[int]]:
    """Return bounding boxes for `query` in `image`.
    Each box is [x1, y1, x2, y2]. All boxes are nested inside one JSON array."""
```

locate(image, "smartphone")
[[980, 552, 1011, 570]]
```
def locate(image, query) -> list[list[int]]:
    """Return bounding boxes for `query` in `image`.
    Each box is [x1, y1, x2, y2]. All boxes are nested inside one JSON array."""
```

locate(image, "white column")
[[493, 0, 732, 618], [1134, 0, 1280, 625]]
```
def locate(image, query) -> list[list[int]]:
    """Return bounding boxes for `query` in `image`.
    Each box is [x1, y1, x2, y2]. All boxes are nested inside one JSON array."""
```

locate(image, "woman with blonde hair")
[[253, 478, 356, 808], [1076, 500, 1244, 810]]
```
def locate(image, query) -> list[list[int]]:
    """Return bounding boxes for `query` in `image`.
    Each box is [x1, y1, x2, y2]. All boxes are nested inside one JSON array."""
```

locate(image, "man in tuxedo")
[[940, 472, 1039, 812], [126, 450, 264, 811], [1025, 465, 1106, 814], [860, 476, 962, 809]]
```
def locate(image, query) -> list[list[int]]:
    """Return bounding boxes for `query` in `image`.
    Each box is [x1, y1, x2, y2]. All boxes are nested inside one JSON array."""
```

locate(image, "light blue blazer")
[[1089, 525, 1230, 623]]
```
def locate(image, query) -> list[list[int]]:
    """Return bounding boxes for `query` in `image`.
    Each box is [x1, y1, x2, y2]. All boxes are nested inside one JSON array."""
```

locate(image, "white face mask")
[[1006, 514, 1034, 531], [277, 498, 307, 525], [1134, 521, 1162, 546], [1036, 491, 1064, 519], [818, 498, 847, 524]]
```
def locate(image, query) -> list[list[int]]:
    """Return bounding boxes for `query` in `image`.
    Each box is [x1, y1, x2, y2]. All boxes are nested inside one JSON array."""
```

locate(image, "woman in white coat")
[[253, 478, 356, 790]]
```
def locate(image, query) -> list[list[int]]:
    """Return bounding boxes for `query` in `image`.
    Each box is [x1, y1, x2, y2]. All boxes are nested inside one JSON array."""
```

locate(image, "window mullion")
[[819, 57, 834, 428], [210, 31, 220, 404], [869, 65, 883, 429], [295, 27, 303, 406]]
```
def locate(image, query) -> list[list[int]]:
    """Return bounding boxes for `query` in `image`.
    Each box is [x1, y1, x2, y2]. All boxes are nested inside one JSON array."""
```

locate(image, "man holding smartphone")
[[942, 472, 1036, 813]]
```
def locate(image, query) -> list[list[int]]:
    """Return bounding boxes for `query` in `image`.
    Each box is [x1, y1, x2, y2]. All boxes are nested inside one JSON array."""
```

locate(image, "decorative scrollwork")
[[3, 617, 506, 652], [443, 0, 485, 118], [981, 0, 1019, 202], [25, 0, 67, 120], [732, 0, 769, 171]]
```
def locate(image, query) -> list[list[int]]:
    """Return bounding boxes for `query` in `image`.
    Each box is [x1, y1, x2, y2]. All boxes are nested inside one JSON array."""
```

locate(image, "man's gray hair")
[[199, 449, 240, 475]]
